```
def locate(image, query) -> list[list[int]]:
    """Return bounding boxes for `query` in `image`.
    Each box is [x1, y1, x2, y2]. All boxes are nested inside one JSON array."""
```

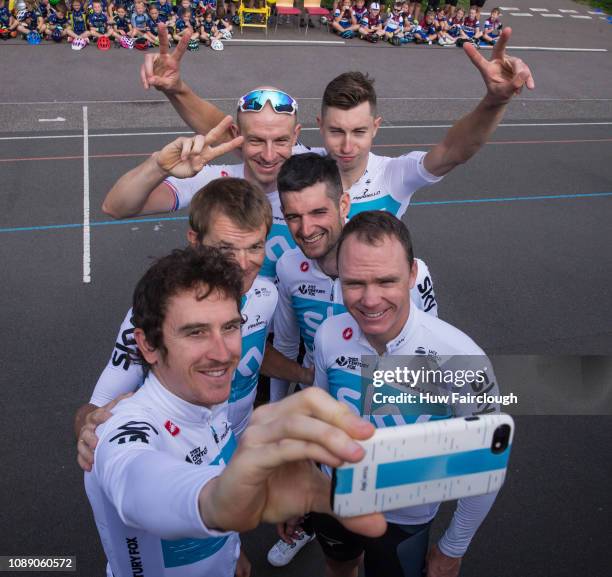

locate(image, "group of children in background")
[[0, 0, 503, 50], [0, 0, 234, 49], [331, 1, 502, 46]]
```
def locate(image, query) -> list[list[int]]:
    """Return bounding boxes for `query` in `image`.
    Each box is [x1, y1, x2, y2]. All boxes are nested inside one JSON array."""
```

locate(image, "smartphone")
[[331, 414, 514, 517]]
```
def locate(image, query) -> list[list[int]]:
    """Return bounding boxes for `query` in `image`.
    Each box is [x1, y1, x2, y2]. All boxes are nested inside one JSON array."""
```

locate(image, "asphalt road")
[[0, 0, 610, 575]]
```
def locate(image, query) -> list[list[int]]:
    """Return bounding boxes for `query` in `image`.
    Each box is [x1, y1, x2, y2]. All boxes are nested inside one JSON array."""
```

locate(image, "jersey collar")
[[356, 305, 420, 355], [146, 371, 228, 424]]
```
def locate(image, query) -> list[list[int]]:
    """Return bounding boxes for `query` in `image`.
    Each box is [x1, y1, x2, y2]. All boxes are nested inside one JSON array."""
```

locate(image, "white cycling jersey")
[[90, 277, 277, 437], [274, 247, 438, 376], [313, 307, 500, 556], [85, 372, 240, 577], [164, 144, 311, 279], [308, 148, 442, 219]]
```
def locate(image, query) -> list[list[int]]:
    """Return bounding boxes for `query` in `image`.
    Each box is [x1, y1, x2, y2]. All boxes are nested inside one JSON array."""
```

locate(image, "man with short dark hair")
[[84, 245, 388, 577], [312, 211, 501, 577], [132, 25, 533, 275], [267, 153, 438, 567]]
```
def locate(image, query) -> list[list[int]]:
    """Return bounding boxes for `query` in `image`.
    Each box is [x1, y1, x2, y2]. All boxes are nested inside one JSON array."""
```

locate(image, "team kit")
[[75, 32, 533, 577]]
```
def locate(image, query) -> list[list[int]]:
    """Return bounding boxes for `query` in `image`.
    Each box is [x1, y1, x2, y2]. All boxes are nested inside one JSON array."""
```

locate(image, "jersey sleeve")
[[384, 150, 444, 203], [439, 354, 501, 556], [410, 258, 438, 318], [313, 323, 330, 393], [270, 258, 302, 397], [89, 309, 145, 407], [92, 411, 229, 541], [164, 165, 229, 212], [437, 490, 498, 557]]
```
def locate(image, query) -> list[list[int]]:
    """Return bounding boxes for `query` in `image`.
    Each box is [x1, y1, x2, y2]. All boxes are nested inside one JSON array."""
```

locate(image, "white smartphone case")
[[332, 414, 514, 517]]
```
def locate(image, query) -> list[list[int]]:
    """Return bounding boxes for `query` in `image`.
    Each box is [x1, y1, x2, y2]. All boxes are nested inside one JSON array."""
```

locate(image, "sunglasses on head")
[[237, 89, 298, 115]]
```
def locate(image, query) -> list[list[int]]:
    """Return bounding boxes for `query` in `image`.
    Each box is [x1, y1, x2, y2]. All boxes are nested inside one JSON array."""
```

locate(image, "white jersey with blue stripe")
[[90, 277, 277, 437], [313, 308, 500, 554], [85, 372, 240, 577], [308, 148, 442, 218], [164, 144, 311, 279], [273, 248, 438, 386]]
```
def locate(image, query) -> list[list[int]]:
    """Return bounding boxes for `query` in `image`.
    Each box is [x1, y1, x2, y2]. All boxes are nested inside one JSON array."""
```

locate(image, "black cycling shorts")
[[310, 512, 432, 577]]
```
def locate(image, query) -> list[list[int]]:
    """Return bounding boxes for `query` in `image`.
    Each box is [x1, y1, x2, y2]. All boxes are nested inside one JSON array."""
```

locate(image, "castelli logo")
[[220, 170, 229, 177], [165, 420, 180, 437], [342, 327, 353, 340], [300, 261, 309, 272]]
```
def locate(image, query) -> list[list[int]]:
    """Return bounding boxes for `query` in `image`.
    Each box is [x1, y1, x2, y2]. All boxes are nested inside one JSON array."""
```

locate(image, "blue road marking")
[[1, 192, 611, 234]]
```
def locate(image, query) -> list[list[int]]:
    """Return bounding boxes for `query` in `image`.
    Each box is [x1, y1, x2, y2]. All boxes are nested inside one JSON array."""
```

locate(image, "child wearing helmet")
[[358, 2, 384, 42]]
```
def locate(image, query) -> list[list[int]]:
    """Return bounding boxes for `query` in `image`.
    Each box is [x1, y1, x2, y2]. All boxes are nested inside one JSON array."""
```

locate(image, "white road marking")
[[2, 122, 612, 143], [510, 13, 533, 17], [542, 14, 563, 18], [82, 106, 91, 284], [570, 15, 592, 19]]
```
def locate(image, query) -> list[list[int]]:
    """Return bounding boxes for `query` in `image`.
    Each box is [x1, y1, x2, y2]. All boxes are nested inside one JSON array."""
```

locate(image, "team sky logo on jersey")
[[300, 261, 309, 272], [298, 283, 326, 297], [343, 327, 353, 340], [164, 420, 180, 437], [111, 325, 137, 371], [417, 276, 437, 313], [109, 422, 159, 445], [254, 287, 272, 298], [185, 445, 208, 465], [335, 356, 366, 370]]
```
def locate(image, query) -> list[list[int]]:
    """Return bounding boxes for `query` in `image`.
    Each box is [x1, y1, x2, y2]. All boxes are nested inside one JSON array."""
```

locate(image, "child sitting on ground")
[[482, 6, 502, 45], [358, 1, 384, 42], [332, 0, 358, 38]]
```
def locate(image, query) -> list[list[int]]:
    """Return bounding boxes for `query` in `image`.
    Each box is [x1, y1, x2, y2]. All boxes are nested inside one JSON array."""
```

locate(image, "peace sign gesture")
[[140, 23, 190, 94], [464, 28, 535, 105], [155, 116, 244, 179]]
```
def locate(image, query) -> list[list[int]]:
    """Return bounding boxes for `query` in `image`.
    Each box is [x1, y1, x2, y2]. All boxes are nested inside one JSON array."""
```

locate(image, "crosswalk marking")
[[559, 9, 578, 13], [541, 14, 563, 18], [529, 8, 549, 12], [571, 15, 592, 19], [510, 13, 533, 17]]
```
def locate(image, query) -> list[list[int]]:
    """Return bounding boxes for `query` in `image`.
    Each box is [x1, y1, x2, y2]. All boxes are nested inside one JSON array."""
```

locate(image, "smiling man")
[[312, 211, 501, 577], [84, 245, 388, 577]]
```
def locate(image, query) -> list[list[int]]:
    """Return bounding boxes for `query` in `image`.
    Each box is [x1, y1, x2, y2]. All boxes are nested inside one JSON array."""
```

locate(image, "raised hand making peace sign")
[[463, 27, 535, 105]]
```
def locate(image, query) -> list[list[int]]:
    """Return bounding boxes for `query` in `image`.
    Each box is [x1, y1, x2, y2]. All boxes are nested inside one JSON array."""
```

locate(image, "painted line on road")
[[2, 192, 611, 235], [510, 13, 533, 17], [1, 121, 612, 143], [503, 46, 606, 51], [529, 8, 549, 12], [82, 106, 91, 284], [224, 39, 345, 44], [559, 9, 578, 13], [571, 15, 592, 19], [2, 138, 611, 163], [1, 95, 611, 107], [542, 14, 563, 18]]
